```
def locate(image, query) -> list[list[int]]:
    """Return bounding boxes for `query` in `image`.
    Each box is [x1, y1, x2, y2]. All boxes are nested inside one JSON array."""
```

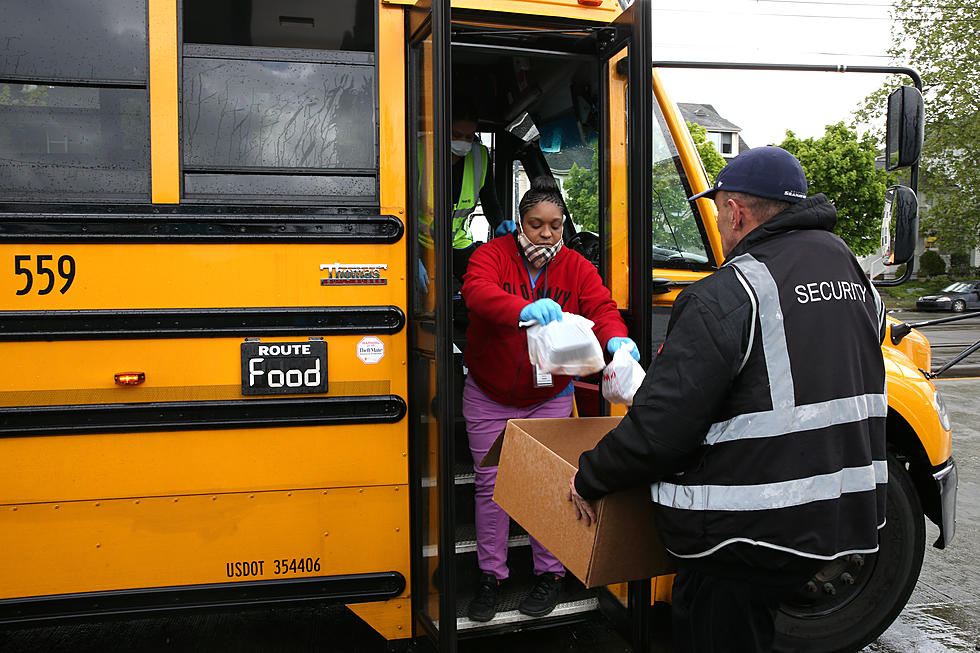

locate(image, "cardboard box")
[[481, 416, 673, 588]]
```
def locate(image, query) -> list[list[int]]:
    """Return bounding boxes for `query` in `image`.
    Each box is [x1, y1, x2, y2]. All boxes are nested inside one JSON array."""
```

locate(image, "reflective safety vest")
[[419, 141, 488, 249], [651, 248, 888, 561]]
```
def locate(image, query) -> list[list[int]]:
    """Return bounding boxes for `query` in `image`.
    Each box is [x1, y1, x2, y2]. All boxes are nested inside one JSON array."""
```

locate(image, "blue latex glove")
[[495, 219, 517, 236], [418, 259, 429, 294], [607, 337, 640, 361], [519, 298, 563, 325]]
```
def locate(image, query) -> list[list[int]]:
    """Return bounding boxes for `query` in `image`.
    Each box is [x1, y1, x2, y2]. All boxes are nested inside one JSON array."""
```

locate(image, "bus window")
[[651, 103, 713, 269], [181, 0, 377, 203], [0, 0, 149, 201]]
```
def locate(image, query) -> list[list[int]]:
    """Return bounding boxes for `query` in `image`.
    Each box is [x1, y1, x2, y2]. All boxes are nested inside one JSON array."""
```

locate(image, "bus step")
[[456, 597, 599, 631]]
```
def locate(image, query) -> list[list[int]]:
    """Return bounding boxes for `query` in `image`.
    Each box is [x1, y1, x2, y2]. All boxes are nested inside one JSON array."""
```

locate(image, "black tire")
[[952, 299, 966, 313], [773, 457, 925, 653]]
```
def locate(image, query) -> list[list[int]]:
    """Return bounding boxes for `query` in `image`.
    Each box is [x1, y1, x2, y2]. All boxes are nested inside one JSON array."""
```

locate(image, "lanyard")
[[522, 260, 549, 297]]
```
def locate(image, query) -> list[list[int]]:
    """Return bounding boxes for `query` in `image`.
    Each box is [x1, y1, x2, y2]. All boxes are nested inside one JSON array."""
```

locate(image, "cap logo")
[[783, 190, 806, 199]]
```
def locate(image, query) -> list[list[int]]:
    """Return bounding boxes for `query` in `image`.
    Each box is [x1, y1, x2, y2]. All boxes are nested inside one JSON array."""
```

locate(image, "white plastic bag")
[[601, 343, 645, 405], [525, 312, 605, 376]]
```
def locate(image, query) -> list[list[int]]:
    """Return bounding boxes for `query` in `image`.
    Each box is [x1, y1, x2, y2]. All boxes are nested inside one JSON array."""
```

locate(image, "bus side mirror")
[[882, 185, 918, 266], [885, 86, 924, 171]]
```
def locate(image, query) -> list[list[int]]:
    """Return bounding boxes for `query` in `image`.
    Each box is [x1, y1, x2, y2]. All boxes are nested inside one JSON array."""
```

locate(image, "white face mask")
[[451, 140, 472, 157]]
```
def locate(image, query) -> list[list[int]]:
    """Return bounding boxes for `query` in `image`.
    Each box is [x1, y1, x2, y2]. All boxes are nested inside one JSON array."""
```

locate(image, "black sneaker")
[[467, 572, 500, 622], [519, 572, 562, 617]]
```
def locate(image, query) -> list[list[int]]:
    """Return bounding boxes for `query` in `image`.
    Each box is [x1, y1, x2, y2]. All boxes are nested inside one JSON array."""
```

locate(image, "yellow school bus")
[[0, 0, 955, 651]]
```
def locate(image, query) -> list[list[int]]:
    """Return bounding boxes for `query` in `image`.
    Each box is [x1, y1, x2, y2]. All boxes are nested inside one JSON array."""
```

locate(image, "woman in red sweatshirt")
[[460, 176, 637, 622]]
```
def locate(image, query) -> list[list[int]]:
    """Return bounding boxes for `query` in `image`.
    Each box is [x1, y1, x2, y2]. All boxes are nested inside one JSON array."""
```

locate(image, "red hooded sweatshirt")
[[461, 234, 628, 407]]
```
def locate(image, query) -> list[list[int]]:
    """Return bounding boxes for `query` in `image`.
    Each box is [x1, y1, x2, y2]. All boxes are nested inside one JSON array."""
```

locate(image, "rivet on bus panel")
[[114, 372, 145, 386]]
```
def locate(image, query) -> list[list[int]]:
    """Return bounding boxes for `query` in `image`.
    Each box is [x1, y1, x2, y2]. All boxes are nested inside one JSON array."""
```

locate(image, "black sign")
[[241, 341, 328, 396]]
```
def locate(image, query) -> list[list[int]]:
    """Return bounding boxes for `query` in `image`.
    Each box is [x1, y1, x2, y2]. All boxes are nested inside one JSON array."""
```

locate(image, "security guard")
[[568, 146, 887, 652]]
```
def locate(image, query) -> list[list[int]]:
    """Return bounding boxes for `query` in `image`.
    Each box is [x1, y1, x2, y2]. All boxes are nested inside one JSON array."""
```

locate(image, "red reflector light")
[[577, 0, 603, 6], [115, 372, 145, 386]]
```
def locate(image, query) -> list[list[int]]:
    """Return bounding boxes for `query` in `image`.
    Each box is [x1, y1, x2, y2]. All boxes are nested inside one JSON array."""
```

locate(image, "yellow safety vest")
[[419, 141, 489, 249]]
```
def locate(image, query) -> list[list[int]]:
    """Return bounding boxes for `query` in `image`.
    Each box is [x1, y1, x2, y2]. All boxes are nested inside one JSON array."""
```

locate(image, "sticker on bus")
[[241, 341, 328, 395]]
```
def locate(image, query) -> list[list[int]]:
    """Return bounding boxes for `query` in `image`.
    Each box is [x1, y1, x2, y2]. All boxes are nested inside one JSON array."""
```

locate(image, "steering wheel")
[[568, 231, 600, 269]]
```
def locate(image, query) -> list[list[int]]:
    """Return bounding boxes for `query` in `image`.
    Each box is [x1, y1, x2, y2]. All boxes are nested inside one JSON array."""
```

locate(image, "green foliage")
[[561, 121, 727, 242], [686, 121, 726, 183], [949, 251, 971, 277], [564, 149, 598, 232], [857, 1, 980, 254], [918, 250, 946, 277], [0, 84, 50, 106], [778, 123, 893, 256]]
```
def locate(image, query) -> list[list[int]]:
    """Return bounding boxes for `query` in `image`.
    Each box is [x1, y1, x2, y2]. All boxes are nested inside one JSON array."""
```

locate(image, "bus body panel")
[[0, 485, 408, 600], [0, 244, 405, 310]]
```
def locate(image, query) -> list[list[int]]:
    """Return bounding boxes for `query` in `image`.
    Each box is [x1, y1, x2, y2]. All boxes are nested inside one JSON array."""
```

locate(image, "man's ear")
[[728, 197, 747, 232]]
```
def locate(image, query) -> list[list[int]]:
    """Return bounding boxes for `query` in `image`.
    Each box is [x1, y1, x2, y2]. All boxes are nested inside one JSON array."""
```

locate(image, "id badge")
[[534, 365, 553, 388]]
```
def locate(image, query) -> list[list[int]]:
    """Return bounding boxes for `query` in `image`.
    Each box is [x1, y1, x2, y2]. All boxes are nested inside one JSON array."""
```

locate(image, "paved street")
[[867, 377, 980, 652]]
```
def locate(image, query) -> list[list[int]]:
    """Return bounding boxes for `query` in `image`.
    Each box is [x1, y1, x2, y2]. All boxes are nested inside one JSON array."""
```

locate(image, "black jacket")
[[576, 195, 887, 561]]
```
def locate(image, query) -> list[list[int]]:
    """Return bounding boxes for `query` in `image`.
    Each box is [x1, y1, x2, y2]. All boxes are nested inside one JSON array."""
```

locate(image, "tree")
[[564, 148, 598, 232], [779, 123, 894, 256], [562, 122, 728, 234], [857, 1, 980, 254], [687, 121, 726, 183]]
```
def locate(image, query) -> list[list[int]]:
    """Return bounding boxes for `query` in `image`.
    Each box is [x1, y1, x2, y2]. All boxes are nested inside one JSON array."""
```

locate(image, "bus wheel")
[[773, 457, 925, 653]]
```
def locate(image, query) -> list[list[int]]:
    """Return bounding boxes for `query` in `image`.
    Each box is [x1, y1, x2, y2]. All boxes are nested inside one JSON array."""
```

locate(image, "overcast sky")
[[652, 0, 899, 148]]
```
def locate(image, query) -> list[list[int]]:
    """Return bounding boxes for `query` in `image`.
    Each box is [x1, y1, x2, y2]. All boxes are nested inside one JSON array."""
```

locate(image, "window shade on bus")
[[0, 0, 149, 201], [0, 0, 148, 84], [182, 54, 375, 171], [181, 0, 379, 203]]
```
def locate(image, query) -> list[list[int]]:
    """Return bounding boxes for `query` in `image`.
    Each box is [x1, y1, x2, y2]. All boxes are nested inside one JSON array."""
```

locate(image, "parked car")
[[915, 280, 980, 312]]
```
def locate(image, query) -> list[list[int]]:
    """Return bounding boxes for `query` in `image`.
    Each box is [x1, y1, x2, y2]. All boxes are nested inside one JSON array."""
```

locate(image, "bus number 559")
[[13, 254, 75, 295]]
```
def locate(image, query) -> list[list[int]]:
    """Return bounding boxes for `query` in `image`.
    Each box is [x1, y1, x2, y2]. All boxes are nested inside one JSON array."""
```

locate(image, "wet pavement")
[[867, 377, 980, 653]]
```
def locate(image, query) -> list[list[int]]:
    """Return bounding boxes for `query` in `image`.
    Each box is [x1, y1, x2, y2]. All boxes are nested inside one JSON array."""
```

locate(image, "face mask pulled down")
[[518, 227, 563, 270]]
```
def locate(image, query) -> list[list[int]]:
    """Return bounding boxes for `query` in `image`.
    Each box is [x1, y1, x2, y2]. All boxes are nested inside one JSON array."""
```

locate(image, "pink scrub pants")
[[462, 375, 571, 580]]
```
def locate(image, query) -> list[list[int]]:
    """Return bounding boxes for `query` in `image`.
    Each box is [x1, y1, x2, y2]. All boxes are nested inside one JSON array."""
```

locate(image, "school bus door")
[[406, 0, 458, 650]]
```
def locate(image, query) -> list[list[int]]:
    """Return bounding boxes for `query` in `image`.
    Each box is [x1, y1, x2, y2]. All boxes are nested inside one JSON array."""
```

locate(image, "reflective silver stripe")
[[730, 266, 756, 375], [652, 460, 888, 512], [871, 283, 886, 340], [705, 392, 887, 445], [729, 254, 794, 409]]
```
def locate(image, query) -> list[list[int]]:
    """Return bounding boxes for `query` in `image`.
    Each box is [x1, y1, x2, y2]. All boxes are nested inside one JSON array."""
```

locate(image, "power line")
[[653, 7, 980, 21], [760, 0, 894, 6], [760, 0, 977, 7]]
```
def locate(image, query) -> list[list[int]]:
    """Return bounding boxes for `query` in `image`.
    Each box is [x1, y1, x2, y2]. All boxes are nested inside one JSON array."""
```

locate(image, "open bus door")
[[407, 0, 458, 649], [405, 0, 660, 650]]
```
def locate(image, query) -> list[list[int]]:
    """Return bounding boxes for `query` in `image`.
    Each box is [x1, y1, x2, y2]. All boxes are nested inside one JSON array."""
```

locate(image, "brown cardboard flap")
[[589, 489, 674, 584]]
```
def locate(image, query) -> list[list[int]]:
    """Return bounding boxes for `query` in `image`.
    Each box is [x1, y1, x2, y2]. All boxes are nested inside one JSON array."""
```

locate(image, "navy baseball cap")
[[689, 146, 808, 204]]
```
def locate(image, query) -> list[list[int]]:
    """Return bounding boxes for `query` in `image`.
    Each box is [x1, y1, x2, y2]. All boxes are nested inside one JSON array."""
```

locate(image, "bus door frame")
[[407, 0, 459, 650], [596, 1, 655, 650]]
